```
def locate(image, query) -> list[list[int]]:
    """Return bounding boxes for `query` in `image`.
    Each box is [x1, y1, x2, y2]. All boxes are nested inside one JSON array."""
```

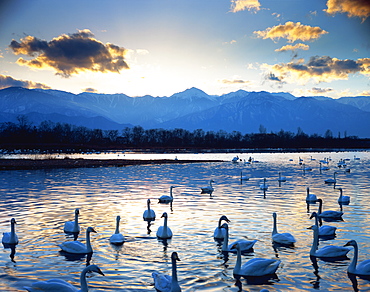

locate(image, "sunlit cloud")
[[220, 78, 251, 85], [275, 43, 310, 52], [0, 74, 51, 89], [254, 21, 328, 43], [230, 0, 261, 13], [264, 56, 370, 84], [9, 29, 129, 77], [83, 87, 98, 93], [360, 90, 370, 96], [222, 40, 237, 45], [325, 0, 370, 20]]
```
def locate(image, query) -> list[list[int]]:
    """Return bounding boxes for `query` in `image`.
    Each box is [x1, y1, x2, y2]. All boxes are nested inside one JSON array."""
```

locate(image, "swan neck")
[[74, 212, 79, 230], [170, 188, 173, 198], [272, 215, 278, 236], [318, 201, 322, 215], [310, 228, 319, 256], [234, 246, 242, 274], [10, 221, 16, 241], [115, 219, 120, 234], [348, 243, 358, 274], [86, 230, 93, 253], [147, 200, 151, 211], [171, 256, 178, 284], [222, 227, 229, 251], [80, 267, 89, 292]]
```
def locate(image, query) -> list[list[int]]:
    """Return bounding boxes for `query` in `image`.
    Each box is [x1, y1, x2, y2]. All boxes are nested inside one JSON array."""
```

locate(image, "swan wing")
[[158, 195, 172, 203], [63, 221, 79, 233], [316, 246, 350, 258], [2, 232, 18, 244], [24, 279, 77, 291], [143, 210, 156, 220], [319, 225, 337, 236], [59, 241, 87, 254], [229, 239, 257, 252], [240, 258, 280, 276], [320, 211, 343, 218], [152, 272, 171, 292], [110, 233, 125, 244], [273, 233, 296, 245], [213, 227, 226, 239], [156, 226, 173, 239], [356, 260, 370, 275]]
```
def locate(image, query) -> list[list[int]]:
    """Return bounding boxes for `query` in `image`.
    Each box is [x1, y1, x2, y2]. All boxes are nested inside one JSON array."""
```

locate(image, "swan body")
[[272, 213, 296, 246], [2, 218, 18, 245], [213, 215, 230, 240], [305, 187, 317, 203], [156, 212, 172, 239], [220, 223, 257, 253], [309, 225, 350, 258], [316, 199, 343, 220], [158, 186, 176, 203], [201, 180, 214, 194], [109, 215, 125, 245], [24, 264, 104, 292], [240, 171, 249, 181], [325, 172, 337, 184], [143, 199, 156, 221], [337, 188, 350, 204], [259, 178, 268, 191], [344, 240, 370, 276], [278, 172, 286, 182], [310, 212, 336, 237], [59, 227, 96, 254], [152, 251, 181, 292], [64, 208, 80, 233], [231, 242, 280, 277]]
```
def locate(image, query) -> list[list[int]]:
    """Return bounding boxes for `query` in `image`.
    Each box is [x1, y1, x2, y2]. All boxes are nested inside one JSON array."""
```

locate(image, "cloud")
[[9, 29, 129, 77], [83, 87, 98, 93], [220, 78, 251, 85], [0, 74, 51, 89], [254, 21, 328, 43], [361, 90, 370, 96], [264, 56, 370, 84], [325, 0, 370, 20], [265, 72, 283, 82], [275, 43, 310, 52], [309, 87, 334, 94], [230, 0, 261, 13]]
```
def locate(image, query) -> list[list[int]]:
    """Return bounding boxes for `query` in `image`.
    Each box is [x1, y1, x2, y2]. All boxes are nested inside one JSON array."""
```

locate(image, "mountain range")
[[1, 86, 370, 138]]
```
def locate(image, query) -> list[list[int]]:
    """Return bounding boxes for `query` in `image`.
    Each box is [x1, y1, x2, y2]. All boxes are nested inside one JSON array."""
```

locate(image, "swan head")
[[220, 215, 230, 223], [161, 212, 168, 219], [171, 251, 181, 262], [75, 208, 79, 215], [116, 215, 121, 222], [307, 225, 318, 231], [170, 186, 176, 189], [86, 264, 105, 276], [86, 227, 97, 234], [10, 218, 16, 225], [306, 187, 310, 193], [344, 240, 357, 248], [230, 242, 240, 251], [309, 212, 318, 219], [338, 188, 343, 193], [272, 212, 277, 218], [315, 198, 323, 204], [210, 180, 215, 183]]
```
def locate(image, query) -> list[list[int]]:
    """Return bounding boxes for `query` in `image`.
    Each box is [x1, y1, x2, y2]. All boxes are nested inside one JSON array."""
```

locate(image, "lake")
[[0, 151, 369, 291]]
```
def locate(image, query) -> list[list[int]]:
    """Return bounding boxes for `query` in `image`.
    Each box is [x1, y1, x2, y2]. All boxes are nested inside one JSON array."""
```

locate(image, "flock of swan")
[[1, 154, 369, 292]]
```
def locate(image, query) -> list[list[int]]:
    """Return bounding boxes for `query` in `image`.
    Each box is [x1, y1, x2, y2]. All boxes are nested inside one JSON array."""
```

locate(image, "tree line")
[[0, 116, 369, 151]]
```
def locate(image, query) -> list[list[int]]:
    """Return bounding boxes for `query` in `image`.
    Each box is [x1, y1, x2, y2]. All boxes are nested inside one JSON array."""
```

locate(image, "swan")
[[143, 199, 156, 221], [259, 178, 268, 191], [59, 227, 96, 254], [305, 187, 317, 203], [24, 264, 104, 292], [325, 172, 337, 184], [152, 251, 181, 292], [109, 215, 125, 245], [272, 213, 296, 246], [240, 171, 249, 181], [278, 172, 286, 182], [221, 223, 257, 252], [156, 212, 172, 239], [158, 186, 176, 203], [231, 242, 280, 277], [232, 156, 239, 163], [316, 198, 343, 220], [337, 188, 350, 204], [308, 225, 350, 258], [64, 208, 80, 233], [213, 215, 230, 240], [309, 212, 336, 238], [2, 218, 18, 245], [344, 240, 370, 276], [201, 180, 214, 194]]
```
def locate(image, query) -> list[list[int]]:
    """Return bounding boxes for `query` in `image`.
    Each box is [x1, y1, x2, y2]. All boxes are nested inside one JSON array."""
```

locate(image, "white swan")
[[231, 242, 280, 277], [305, 187, 317, 203], [278, 172, 286, 182], [324, 172, 337, 184], [156, 212, 172, 239], [201, 180, 214, 194], [64, 208, 80, 233], [24, 264, 104, 292], [337, 188, 350, 204], [221, 223, 257, 252], [309, 212, 336, 237], [213, 215, 230, 240], [152, 251, 181, 292], [240, 171, 249, 181], [59, 227, 96, 254], [158, 186, 176, 203], [109, 215, 125, 245], [143, 199, 156, 221], [272, 213, 296, 246], [259, 178, 268, 191], [2, 218, 18, 245], [308, 225, 350, 258], [344, 240, 370, 276], [316, 198, 343, 220]]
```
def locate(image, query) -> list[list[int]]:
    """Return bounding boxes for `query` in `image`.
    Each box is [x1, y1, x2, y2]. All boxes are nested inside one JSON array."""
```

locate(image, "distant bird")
[[272, 212, 296, 246], [152, 251, 181, 292], [201, 180, 214, 194], [156, 212, 172, 239], [344, 240, 370, 276], [64, 208, 80, 234], [2, 218, 18, 245], [213, 215, 230, 240], [143, 199, 156, 221], [310, 211, 336, 238], [324, 172, 337, 184], [158, 186, 176, 203], [278, 172, 286, 182], [59, 227, 96, 254], [24, 264, 104, 292], [259, 178, 268, 191], [220, 223, 257, 253], [109, 215, 125, 245], [316, 198, 343, 221], [337, 188, 350, 204], [305, 187, 317, 203]]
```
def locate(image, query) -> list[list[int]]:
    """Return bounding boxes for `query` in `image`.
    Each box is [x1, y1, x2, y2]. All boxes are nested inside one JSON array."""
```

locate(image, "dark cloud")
[[83, 87, 98, 93], [266, 72, 282, 82], [0, 74, 51, 89], [310, 87, 334, 94], [9, 29, 129, 77]]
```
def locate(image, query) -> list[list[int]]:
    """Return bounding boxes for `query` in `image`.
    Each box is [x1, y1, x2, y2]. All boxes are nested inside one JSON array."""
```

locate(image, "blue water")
[[0, 151, 369, 291]]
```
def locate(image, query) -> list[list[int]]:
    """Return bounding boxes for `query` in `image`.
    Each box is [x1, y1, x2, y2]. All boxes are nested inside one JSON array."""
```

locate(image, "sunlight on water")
[[0, 151, 369, 291]]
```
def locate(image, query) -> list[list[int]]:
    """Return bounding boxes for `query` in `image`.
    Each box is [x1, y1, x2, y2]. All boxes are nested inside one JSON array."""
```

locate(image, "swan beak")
[[343, 241, 351, 247], [307, 226, 313, 230], [97, 267, 105, 276], [91, 228, 97, 233], [230, 244, 237, 250]]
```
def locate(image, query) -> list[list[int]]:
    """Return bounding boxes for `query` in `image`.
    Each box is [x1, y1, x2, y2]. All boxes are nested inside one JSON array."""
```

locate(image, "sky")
[[0, 0, 369, 98]]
